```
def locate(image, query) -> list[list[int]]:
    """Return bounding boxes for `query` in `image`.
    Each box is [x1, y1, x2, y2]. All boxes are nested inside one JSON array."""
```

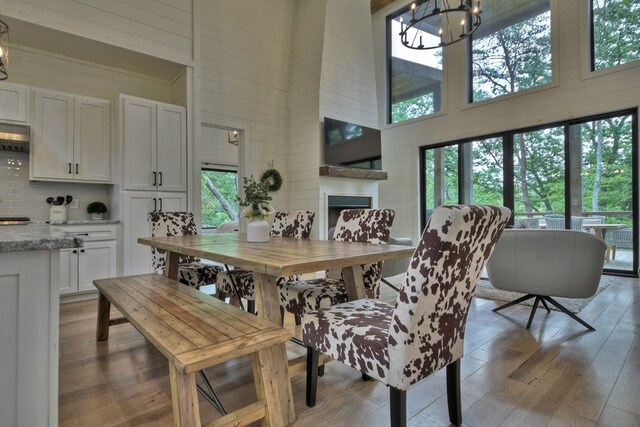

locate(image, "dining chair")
[[303, 205, 511, 427], [278, 208, 395, 323], [216, 210, 315, 314], [147, 211, 223, 289]]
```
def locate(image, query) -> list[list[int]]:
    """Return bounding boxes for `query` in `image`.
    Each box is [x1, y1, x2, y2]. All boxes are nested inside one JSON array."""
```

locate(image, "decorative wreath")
[[261, 168, 283, 192]]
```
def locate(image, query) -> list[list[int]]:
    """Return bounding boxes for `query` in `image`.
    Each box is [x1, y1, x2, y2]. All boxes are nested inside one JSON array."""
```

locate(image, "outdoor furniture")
[[583, 223, 626, 261], [216, 210, 315, 315], [278, 208, 395, 321], [544, 216, 585, 231], [94, 273, 291, 427], [137, 231, 416, 425], [302, 205, 511, 427], [514, 217, 541, 229], [605, 227, 632, 260], [148, 211, 223, 289], [486, 229, 606, 330]]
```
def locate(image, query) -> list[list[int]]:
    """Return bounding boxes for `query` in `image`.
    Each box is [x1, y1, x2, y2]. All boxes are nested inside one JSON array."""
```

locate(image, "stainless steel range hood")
[[0, 123, 30, 152]]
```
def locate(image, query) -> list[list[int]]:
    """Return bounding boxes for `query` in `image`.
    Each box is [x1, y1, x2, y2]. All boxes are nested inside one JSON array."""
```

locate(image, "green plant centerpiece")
[[87, 201, 108, 220], [238, 176, 273, 242]]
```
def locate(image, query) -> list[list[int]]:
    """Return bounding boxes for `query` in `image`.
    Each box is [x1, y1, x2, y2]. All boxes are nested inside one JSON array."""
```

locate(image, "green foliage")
[[87, 201, 107, 214], [201, 170, 238, 228], [237, 176, 273, 220], [593, 0, 640, 70], [391, 93, 435, 124]]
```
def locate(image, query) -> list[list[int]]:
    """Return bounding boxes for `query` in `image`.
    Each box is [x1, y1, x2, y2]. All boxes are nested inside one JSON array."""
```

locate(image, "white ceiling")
[[4, 17, 185, 81]]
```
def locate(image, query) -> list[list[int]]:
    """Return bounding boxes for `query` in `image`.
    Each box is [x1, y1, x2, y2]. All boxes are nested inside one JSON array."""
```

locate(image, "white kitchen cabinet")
[[122, 191, 186, 275], [31, 89, 111, 183], [55, 224, 118, 298], [122, 95, 186, 192], [0, 81, 30, 122]]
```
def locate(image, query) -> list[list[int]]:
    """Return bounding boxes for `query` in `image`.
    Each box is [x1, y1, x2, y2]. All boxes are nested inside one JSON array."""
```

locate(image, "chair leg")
[[389, 387, 407, 427], [295, 315, 302, 326], [247, 300, 256, 315], [540, 298, 551, 313], [306, 348, 319, 407], [544, 296, 595, 331], [492, 294, 536, 312], [446, 360, 462, 427], [526, 296, 542, 329]]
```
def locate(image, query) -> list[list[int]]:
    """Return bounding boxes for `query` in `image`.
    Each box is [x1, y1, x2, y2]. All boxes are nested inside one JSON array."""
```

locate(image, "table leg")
[[253, 348, 289, 427], [342, 265, 366, 300], [96, 292, 111, 341], [169, 364, 201, 427], [165, 251, 180, 280], [253, 272, 296, 425]]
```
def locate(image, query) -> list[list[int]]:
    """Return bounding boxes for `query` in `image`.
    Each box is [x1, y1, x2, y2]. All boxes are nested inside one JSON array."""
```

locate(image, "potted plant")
[[238, 176, 274, 242], [87, 201, 108, 220]]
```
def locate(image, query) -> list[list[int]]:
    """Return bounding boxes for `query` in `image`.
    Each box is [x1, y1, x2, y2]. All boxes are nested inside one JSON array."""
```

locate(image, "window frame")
[[589, 0, 640, 73]]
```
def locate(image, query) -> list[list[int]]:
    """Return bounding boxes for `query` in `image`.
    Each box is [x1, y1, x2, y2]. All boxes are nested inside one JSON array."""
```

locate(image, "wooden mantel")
[[319, 165, 388, 180]]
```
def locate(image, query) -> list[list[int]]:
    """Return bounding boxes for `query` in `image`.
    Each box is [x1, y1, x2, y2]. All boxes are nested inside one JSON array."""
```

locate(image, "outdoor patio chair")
[[302, 205, 511, 427], [605, 227, 632, 260], [514, 217, 541, 229], [148, 211, 223, 290]]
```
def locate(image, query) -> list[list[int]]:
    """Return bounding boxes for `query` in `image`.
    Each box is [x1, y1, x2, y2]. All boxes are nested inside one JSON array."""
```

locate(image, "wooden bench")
[[94, 273, 292, 427]]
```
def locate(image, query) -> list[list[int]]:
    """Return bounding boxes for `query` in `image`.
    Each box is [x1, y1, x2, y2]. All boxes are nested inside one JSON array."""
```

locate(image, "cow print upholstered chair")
[[216, 210, 315, 315], [303, 205, 511, 427], [147, 211, 223, 290], [278, 208, 395, 323]]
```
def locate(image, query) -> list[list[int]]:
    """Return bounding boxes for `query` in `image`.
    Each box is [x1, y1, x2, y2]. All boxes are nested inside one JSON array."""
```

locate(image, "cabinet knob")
[[80, 249, 85, 253], [73, 250, 77, 254]]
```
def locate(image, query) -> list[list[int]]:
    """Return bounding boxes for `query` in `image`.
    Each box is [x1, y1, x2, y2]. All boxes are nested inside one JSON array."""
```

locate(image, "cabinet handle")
[[68, 163, 72, 174], [80, 249, 85, 253], [159, 171, 163, 186], [152, 171, 157, 186], [73, 250, 77, 254], [159, 198, 163, 211], [76, 233, 89, 236], [75, 163, 79, 174], [153, 198, 157, 211]]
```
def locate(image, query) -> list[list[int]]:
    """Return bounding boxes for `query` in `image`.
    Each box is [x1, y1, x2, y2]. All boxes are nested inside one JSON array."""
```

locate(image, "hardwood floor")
[[59, 275, 640, 426]]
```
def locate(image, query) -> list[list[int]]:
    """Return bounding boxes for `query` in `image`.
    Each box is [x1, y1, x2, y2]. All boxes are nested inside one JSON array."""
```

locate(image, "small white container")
[[49, 205, 68, 222]]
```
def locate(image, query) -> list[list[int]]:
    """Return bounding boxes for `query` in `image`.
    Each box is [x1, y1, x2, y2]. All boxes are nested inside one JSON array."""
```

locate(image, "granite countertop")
[[0, 224, 84, 252]]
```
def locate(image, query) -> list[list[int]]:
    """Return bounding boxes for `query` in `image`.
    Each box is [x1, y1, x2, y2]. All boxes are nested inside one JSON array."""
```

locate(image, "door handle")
[[159, 171, 163, 186], [75, 163, 79, 174], [152, 171, 157, 186], [80, 249, 85, 253], [68, 163, 72, 174], [159, 198, 163, 211], [153, 198, 157, 211]]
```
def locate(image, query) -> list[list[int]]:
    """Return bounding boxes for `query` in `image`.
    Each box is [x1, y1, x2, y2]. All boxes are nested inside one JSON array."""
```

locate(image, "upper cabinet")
[[122, 95, 186, 192], [0, 82, 30, 123], [30, 89, 111, 183]]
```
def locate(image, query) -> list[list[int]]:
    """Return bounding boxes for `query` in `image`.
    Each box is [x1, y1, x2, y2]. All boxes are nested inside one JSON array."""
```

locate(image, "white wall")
[[200, 125, 238, 167], [372, 0, 640, 241], [5, 0, 194, 65], [198, 0, 295, 213]]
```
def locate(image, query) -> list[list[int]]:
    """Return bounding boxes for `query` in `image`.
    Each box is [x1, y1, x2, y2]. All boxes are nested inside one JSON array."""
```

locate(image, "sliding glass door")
[[420, 109, 637, 275]]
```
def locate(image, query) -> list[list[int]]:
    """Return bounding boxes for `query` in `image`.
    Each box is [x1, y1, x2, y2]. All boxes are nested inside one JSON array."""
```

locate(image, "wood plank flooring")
[[59, 275, 640, 426]]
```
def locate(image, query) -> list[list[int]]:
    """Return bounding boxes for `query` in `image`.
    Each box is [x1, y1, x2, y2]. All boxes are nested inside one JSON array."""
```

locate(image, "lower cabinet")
[[59, 240, 117, 295], [54, 224, 118, 298], [122, 191, 187, 275]]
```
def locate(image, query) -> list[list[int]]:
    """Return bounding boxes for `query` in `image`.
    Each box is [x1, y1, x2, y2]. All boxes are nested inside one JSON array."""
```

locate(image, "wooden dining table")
[[137, 232, 416, 425]]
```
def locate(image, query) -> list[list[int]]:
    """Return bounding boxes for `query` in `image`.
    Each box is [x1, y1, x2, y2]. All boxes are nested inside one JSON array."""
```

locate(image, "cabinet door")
[[123, 192, 156, 275], [123, 97, 157, 191], [74, 97, 111, 182], [31, 89, 74, 180], [0, 82, 29, 122], [59, 248, 78, 295], [157, 192, 187, 213], [78, 241, 117, 293], [156, 103, 187, 192]]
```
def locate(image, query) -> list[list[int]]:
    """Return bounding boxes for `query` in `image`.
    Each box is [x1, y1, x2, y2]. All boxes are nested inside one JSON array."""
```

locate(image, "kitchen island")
[[0, 225, 82, 427]]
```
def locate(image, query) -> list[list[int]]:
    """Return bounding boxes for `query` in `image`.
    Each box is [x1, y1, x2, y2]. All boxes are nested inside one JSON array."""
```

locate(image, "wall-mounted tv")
[[323, 117, 382, 170]]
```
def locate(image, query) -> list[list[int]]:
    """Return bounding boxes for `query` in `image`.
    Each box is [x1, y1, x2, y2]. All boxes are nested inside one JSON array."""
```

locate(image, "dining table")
[[137, 232, 416, 425], [583, 223, 625, 261]]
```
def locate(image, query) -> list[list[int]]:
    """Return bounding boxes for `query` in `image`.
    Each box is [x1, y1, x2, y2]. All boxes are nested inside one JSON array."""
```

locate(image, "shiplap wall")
[[5, 0, 194, 65], [372, 0, 640, 241], [198, 0, 295, 211]]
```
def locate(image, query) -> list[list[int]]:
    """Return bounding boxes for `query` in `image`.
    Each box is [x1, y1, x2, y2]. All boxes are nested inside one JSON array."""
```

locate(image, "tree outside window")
[[592, 0, 640, 71], [201, 168, 238, 229]]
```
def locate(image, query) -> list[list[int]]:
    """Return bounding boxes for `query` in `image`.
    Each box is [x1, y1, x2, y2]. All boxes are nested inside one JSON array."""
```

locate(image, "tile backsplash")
[[0, 151, 110, 222]]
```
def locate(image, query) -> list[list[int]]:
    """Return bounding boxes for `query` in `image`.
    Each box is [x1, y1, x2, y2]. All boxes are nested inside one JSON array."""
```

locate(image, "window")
[[421, 110, 638, 275], [387, 4, 443, 124], [591, 0, 640, 71], [470, 0, 551, 102], [201, 167, 239, 229]]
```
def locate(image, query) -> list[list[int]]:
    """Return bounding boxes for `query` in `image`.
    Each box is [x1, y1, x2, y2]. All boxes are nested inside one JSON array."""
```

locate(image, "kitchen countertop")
[[0, 224, 84, 252], [40, 219, 120, 225]]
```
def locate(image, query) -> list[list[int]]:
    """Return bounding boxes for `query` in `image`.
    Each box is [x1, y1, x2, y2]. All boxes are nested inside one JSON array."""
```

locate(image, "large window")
[[420, 110, 638, 275], [470, 0, 552, 102], [201, 167, 238, 229], [387, 4, 443, 124], [591, 0, 640, 71]]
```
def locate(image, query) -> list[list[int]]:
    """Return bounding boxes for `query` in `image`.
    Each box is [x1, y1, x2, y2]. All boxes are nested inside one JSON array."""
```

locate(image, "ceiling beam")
[[371, 0, 397, 14]]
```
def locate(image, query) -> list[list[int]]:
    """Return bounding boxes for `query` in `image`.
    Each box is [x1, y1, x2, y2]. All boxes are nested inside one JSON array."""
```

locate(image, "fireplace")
[[327, 195, 372, 232]]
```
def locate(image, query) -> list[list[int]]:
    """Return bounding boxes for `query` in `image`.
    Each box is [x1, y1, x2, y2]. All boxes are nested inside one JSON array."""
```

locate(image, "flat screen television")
[[323, 117, 382, 170]]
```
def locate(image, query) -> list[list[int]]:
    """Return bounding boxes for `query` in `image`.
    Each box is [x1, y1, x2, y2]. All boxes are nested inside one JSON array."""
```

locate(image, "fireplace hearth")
[[327, 195, 372, 232]]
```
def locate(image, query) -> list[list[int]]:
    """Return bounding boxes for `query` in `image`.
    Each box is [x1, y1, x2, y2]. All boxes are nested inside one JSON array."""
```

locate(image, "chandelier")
[[399, 0, 481, 50]]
